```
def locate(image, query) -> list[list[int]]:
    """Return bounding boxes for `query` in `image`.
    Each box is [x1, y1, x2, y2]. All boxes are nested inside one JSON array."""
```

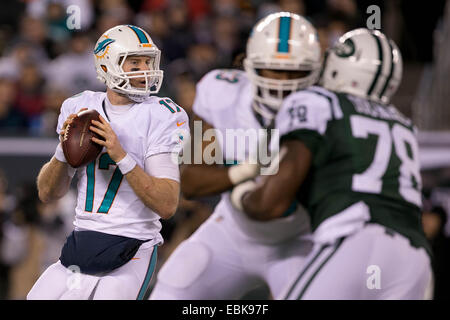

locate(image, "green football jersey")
[[276, 86, 429, 252]]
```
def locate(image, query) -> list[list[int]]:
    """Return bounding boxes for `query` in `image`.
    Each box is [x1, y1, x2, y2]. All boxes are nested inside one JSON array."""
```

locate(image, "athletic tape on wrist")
[[53, 143, 76, 178], [117, 153, 137, 175], [54, 143, 67, 163]]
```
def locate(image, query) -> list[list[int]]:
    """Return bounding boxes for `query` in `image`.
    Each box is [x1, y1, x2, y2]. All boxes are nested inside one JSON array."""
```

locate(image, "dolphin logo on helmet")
[[93, 25, 164, 103], [94, 38, 115, 58]]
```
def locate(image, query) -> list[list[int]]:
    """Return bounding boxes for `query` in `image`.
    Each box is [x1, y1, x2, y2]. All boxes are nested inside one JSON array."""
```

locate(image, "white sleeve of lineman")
[[276, 90, 333, 138]]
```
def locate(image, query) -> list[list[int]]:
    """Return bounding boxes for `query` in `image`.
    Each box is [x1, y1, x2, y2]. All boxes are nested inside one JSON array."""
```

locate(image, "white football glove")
[[230, 179, 257, 212], [227, 161, 259, 185], [229, 145, 289, 212]]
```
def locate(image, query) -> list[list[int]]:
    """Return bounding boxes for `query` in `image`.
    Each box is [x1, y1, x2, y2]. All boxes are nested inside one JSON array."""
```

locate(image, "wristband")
[[117, 153, 137, 175], [54, 143, 67, 163], [53, 143, 77, 178]]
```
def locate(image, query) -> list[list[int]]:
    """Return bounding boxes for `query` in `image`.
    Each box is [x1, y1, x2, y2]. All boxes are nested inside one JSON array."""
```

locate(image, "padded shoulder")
[[192, 69, 249, 123]]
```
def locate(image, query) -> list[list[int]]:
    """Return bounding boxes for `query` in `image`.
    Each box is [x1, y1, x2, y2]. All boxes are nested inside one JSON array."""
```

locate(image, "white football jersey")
[[193, 69, 310, 243], [57, 90, 189, 243], [193, 69, 263, 162]]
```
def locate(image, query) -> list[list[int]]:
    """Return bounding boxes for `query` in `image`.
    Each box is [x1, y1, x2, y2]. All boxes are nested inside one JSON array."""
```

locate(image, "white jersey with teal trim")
[[193, 69, 261, 161], [56, 90, 189, 243], [192, 69, 310, 244]]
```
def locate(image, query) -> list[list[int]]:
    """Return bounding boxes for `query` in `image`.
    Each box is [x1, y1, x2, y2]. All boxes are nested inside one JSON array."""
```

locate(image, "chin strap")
[[109, 81, 152, 103], [126, 92, 151, 103]]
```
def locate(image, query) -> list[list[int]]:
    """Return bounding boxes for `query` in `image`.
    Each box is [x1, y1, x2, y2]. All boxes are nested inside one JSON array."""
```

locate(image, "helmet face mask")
[[246, 63, 320, 113], [244, 12, 322, 114], [112, 52, 163, 97], [94, 25, 164, 102], [320, 28, 403, 105]]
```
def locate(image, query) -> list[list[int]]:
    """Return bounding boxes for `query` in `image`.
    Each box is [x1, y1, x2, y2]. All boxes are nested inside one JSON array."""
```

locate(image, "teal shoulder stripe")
[[367, 33, 383, 96], [69, 91, 84, 99], [277, 17, 291, 53], [128, 25, 149, 44]]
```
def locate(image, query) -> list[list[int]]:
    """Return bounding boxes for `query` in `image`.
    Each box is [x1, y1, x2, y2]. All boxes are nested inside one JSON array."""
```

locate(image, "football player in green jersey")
[[231, 28, 433, 299]]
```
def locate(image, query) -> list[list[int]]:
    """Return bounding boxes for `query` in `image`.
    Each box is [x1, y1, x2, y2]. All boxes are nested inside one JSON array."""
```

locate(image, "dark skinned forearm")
[[180, 114, 234, 199], [242, 140, 312, 221], [180, 164, 233, 199]]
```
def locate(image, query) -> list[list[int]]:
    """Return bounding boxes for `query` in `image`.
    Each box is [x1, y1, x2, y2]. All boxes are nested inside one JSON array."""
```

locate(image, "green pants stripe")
[[296, 237, 346, 299]]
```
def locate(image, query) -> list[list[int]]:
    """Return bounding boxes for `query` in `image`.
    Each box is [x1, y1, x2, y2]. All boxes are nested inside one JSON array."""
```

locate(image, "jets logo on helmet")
[[94, 25, 164, 102], [244, 12, 322, 116], [334, 38, 355, 58], [320, 28, 403, 105]]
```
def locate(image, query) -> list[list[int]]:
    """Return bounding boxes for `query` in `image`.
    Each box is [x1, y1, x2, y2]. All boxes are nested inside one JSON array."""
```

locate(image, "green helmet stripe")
[[367, 33, 384, 97], [379, 38, 395, 100]]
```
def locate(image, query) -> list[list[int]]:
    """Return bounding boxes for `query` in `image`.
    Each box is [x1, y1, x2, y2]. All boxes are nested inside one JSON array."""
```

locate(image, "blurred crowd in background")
[[0, 0, 449, 300], [0, 0, 446, 135]]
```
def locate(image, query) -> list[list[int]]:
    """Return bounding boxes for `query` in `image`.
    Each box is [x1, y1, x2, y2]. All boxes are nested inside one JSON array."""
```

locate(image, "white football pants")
[[150, 212, 314, 300], [27, 243, 158, 300], [278, 223, 433, 300]]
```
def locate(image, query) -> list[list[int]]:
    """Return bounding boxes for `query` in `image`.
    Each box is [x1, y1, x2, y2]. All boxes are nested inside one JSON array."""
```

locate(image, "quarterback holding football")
[[27, 25, 189, 300]]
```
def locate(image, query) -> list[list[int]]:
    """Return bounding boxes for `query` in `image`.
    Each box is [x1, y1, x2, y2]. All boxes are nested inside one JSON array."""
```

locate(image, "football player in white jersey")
[[27, 25, 189, 300], [150, 12, 321, 299], [233, 29, 433, 299]]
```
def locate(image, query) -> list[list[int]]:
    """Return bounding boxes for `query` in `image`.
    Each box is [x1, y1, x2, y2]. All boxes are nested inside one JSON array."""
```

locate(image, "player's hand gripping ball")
[[61, 109, 103, 168]]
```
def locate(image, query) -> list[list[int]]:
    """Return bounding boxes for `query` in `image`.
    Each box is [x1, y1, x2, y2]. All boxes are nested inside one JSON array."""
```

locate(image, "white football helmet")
[[244, 12, 321, 114], [94, 25, 163, 102], [320, 28, 403, 105]]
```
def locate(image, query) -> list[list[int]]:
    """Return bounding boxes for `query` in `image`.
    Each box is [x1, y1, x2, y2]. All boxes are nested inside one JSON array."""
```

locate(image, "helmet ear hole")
[[332, 71, 338, 78]]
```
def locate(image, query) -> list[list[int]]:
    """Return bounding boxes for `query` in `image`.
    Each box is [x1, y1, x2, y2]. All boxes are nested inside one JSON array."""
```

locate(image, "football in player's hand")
[[62, 109, 103, 168]]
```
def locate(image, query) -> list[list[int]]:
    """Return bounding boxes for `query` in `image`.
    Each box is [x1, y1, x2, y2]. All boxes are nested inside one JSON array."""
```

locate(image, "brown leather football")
[[62, 109, 103, 168]]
